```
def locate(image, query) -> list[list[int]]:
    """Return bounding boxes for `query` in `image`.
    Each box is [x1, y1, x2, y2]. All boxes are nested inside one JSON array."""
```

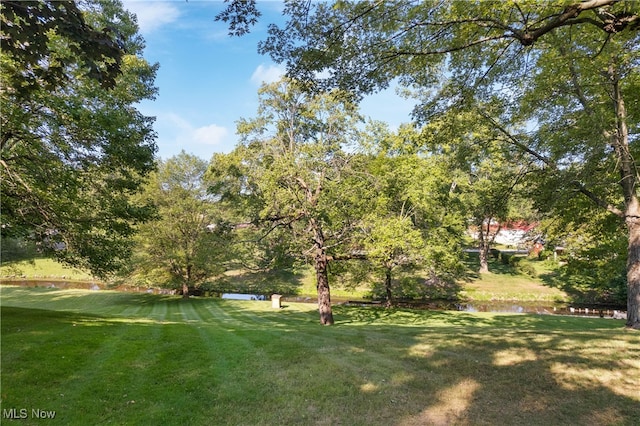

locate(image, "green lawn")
[[0, 258, 95, 281], [1, 286, 638, 425], [461, 269, 567, 303], [459, 254, 568, 303]]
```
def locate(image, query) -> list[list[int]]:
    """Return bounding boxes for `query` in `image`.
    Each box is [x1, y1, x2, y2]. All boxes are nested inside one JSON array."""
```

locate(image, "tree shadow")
[[462, 251, 525, 278], [205, 268, 306, 296], [2, 292, 638, 425], [331, 307, 638, 424], [392, 317, 638, 425], [538, 267, 626, 309], [0, 238, 41, 264]]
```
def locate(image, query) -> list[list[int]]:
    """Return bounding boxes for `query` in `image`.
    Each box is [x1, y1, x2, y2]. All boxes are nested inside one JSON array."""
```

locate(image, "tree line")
[[1, 0, 637, 328]]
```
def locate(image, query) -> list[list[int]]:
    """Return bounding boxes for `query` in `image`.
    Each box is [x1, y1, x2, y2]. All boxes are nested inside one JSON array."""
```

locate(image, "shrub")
[[516, 262, 537, 278]]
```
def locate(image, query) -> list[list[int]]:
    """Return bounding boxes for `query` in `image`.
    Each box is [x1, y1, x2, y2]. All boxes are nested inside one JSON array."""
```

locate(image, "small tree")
[[131, 152, 229, 298]]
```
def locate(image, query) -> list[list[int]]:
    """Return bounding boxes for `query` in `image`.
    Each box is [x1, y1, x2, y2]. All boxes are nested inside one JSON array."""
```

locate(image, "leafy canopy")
[[1, 0, 158, 277], [129, 152, 230, 294]]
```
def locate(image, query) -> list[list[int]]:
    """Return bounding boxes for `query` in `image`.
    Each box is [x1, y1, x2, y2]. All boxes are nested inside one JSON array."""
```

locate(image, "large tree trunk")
[[626, 214, 640, 329], [182, 265, 191, 299], [478, 245, 489, 274], [315, 251, 334, 325], [182, 282, 189, 299], [309, 218, 334, 325], [610, 72, 640, 329]]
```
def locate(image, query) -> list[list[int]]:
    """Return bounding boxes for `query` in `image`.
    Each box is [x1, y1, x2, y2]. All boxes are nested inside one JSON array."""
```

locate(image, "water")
[[1, 279, 103, 290], [221, 293, 267, 301], [456, 302, 626, 319]]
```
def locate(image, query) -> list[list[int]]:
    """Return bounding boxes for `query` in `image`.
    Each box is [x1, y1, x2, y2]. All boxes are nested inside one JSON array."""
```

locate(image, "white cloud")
[[123, 1, 181, 34], [165, 112, 192, 131], [193, 124, 229, 146], [250, 64, 285, 85], [160, 113, 230, 149]]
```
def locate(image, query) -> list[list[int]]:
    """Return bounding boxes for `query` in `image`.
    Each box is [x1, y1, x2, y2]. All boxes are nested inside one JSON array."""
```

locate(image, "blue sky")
[[122, 1, 416, 160]]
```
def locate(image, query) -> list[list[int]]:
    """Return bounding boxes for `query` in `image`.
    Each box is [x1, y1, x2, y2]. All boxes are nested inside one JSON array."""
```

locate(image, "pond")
[[455, 301, 626, 318], [1, 279, 102, 291], [221, 293, 267, 301]]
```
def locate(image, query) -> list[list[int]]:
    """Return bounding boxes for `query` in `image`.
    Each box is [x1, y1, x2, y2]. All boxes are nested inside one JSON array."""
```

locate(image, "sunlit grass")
[[462, 272, 567, 302], [0, 258, 95, 281], [1, 286, 637, 425], [461, 254, 568, 302]]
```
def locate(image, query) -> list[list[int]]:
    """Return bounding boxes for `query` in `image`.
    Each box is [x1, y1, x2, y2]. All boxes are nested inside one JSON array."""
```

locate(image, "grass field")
[[1, 286, 638, 425]]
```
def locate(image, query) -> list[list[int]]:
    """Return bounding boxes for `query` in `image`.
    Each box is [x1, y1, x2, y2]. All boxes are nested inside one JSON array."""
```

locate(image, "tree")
[[1, 0, 157, 277], [130, 152, 230, 298], [426, 108, 534, 274], [209, 79, 367, 325], [219, 0, 640, 328], [355, 124, 466, 304], [1, 0, 124, 95], [542, 202, 628, 306]]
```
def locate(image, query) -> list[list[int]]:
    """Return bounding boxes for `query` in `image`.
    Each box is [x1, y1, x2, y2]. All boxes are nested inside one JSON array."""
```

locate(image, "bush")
[[516, 262, 537, 278], [537, 249, 551, 261]]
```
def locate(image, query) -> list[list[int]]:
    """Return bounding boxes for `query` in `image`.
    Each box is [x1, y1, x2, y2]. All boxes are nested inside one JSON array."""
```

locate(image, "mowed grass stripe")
[[52, 315, 165, 424], [2, 287, 638, 425], [0, 286, 161, 318]]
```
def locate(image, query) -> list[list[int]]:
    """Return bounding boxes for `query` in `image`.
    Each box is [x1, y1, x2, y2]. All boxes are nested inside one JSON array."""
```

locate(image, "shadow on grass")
[[331, 304, 622, 330], [538, 270, 627, 308], [1, 290, 638, 425], [462, 251, 527, 278]]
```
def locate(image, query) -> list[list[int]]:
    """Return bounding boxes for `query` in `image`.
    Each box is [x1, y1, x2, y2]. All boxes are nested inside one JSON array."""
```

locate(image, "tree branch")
[[515, 0, 620, 45], [477, 111, 552, 167], [383, 35, 507, 58], [477, 112, 626, 218], [573, 182, 624, 217]]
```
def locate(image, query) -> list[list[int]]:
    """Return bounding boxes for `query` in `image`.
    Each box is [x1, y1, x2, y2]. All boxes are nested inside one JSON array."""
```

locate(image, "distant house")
[[470, 220, 539, 248]]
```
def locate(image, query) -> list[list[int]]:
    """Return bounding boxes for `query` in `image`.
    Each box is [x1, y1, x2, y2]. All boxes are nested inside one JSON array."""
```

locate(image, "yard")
[[1, 286, 638, 425]]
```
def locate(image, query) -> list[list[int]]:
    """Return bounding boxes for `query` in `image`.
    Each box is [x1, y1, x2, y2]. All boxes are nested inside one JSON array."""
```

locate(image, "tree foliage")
[[1, 0, 125, 95], [129, 152, 230, 298], [350, 124, 466, 303], [214, 0, 262, 37], [209, 79, 368, 325], [422, 107, 535, 273], [1, 0, 157, 277], [219, 0, 640, 328], [543, 205, 627, 305]]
